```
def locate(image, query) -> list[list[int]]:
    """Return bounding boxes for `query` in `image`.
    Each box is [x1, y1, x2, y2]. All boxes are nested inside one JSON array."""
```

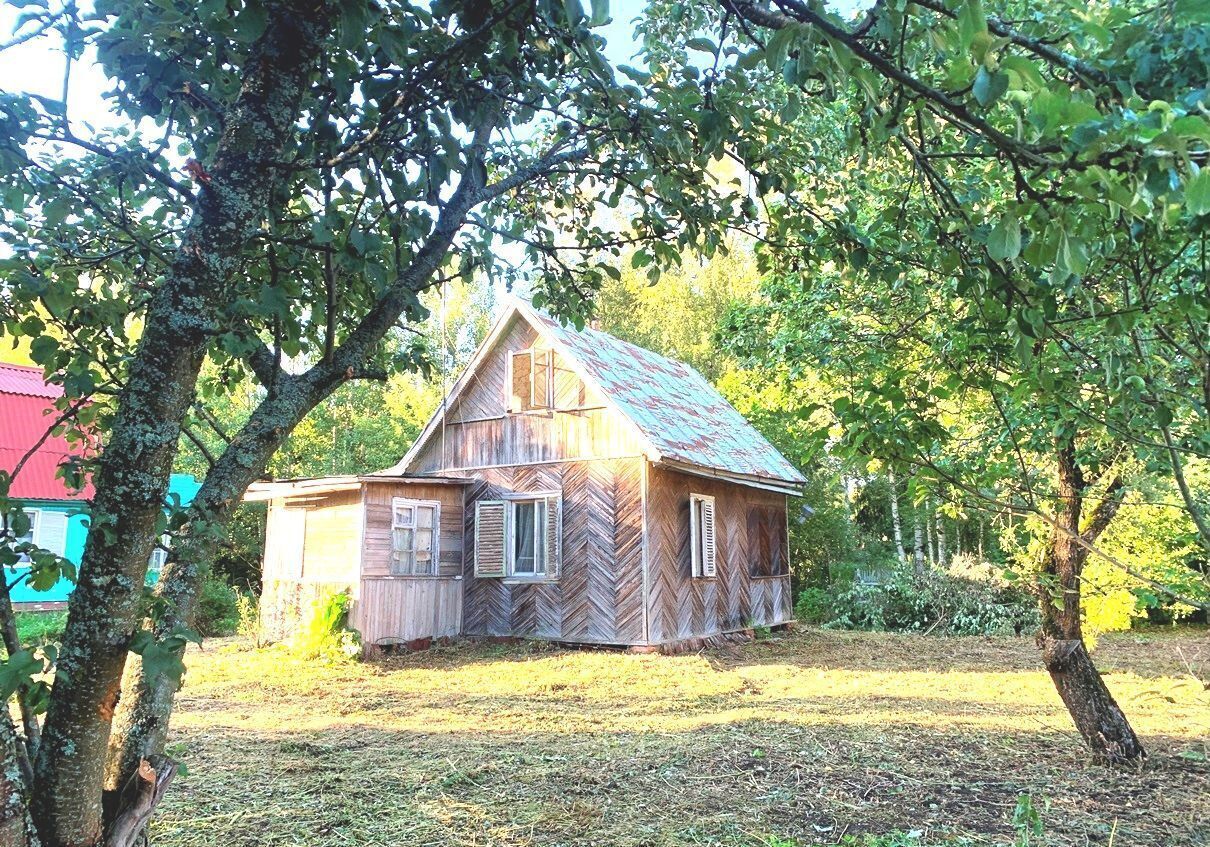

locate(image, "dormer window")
[[509, 348, 552, 412]]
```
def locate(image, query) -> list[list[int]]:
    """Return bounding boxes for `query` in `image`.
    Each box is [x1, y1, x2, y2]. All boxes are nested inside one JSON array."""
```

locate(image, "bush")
[[291, 589, 360, 661], [794, 587, 832, 624], [798, 562, 1038, 637], [195, 575, 244, 636]]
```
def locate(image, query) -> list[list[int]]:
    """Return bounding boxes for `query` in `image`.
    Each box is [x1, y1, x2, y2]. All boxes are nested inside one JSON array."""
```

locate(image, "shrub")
[[291, 589, 360, 661], [798, 562, 1038, 637], [794, 587, 832, 624], [194, 574, 243, 637], [234, 590, 265, 646]]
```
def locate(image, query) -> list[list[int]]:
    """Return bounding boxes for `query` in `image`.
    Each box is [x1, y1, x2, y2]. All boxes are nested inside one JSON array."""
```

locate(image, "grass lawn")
[[153, 628, 1208, 847]]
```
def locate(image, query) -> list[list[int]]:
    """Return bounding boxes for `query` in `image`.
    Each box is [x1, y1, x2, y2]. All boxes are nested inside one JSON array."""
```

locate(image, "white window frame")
[[9, 507, 39, 565], [506, 347, 553, 413], [148, 533, 171, 574], [503, 490, 560, 580], [690, 493, 717, 579], [390, 497, 440, 576]]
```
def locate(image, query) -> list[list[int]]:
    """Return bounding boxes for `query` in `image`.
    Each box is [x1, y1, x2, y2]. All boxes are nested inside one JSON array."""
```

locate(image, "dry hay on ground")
[[152, 627, 1209, 846]]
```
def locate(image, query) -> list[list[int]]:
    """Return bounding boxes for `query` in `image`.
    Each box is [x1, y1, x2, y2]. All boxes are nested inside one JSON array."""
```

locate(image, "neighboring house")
[[250, 300, 806, 650], [0, 363, 200, 608]]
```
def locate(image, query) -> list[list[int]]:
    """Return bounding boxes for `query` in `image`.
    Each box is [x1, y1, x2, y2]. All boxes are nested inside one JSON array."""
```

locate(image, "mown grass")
[[152, 628, 1208, 847]]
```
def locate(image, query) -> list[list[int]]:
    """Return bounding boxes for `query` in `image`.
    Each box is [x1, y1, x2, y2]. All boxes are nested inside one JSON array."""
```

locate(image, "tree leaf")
[[972, 66, 1008, 107], [588, 0, 608, 27], [1186, 168, 1210, 216], [987, 214, 1021, 260]]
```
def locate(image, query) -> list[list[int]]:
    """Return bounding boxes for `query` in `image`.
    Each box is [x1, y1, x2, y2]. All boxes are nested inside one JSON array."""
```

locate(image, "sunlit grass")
[[154, 628, 1209, 847]]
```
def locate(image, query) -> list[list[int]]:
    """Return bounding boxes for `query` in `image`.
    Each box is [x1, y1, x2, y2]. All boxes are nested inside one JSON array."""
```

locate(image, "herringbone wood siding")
[[461, 458, 645, 644], [645, 466, 793, 643]]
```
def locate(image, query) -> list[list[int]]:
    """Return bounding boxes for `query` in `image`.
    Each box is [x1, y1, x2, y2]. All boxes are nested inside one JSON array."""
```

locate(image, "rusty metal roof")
[[521, 304, 806, 489]]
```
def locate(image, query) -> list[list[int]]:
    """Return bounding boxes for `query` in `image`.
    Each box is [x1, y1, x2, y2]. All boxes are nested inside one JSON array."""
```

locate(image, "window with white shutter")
[[391, 498, 440, 575], [690, 494, 717, 578]]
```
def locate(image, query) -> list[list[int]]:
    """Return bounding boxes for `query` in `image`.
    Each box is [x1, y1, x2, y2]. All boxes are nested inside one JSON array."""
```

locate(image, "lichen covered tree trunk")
[[1037, 436, 1144, 766], [30, 6, 334, 845], [103, 138, 492, 819]]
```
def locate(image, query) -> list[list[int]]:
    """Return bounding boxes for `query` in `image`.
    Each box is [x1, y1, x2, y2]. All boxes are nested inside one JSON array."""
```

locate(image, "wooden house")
[[250, 299, 806, 650]]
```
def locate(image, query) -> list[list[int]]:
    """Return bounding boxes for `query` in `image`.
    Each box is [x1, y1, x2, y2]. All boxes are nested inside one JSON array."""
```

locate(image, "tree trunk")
[[30, 7, 334, 846], [1, 710, 39, 847], [888, 468, 905, 562], [0, 576, 40, 775], [936, 515, 947, 568], [912, 511, 926, 574], [1037, 435, 1144, 766], [927, 505, 937, 564], [104, 128, 493, 823]]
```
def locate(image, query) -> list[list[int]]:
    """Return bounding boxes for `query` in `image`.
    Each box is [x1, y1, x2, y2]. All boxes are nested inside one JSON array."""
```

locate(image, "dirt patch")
[[152, 628, 1209, 846]]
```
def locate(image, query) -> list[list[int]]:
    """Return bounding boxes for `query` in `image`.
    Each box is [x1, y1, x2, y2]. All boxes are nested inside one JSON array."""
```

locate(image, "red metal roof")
[[0, 364, 94, 500]]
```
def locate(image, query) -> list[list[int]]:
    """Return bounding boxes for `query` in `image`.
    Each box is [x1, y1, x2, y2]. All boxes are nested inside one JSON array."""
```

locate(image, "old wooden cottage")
[[250, 299, 806, 649]]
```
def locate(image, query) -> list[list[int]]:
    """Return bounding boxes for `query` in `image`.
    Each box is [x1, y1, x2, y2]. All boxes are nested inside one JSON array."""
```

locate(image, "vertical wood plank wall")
[[259, 491, 362, 642], [645, 466, 793, 643], [357, 481, 464, 645], [460, 457, 645, 644]]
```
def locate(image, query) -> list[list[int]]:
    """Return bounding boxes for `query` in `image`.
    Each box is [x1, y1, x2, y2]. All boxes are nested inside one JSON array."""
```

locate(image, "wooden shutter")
[[700, 498, 717, 578], [543, 494, 562, 578], [509, 351, 532, 412], [474, 500, 506, 577], [34, 510, 68, 557], [532, 349, 552, 409]]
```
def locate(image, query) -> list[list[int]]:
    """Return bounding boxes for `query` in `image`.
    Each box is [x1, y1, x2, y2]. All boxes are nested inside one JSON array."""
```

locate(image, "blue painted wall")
[[9, 473, 200, 605]]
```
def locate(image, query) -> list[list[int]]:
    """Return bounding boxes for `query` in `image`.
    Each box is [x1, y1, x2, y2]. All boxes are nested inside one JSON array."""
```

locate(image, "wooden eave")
[[243, 473, 473, 503]]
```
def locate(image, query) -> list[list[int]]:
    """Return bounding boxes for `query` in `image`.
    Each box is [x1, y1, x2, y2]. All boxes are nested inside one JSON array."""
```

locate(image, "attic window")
[[509, 348, 552, 413]]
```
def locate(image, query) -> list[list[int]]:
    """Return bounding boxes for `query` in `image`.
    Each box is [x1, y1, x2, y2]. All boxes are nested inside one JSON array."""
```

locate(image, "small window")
[[148, 533, 171, 574], [690, 494, 716, 578], [511, 498, 547, 576], [10, 509, 39, 564], [509, 348, 552, 412], [391, 498, 440, 575]]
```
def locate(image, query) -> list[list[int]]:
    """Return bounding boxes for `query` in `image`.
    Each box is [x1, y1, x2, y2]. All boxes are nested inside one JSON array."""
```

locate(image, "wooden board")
[[258, 491, 362, 642], [361, 482, 464, 578], [354, 577, 462, 645], [409, 316, 646, 472], [645, 465, 793, 643], [460, 457, 645, 644]]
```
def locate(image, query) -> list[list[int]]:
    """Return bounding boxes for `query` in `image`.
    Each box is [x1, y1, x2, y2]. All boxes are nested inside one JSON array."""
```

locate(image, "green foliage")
[[234, 591, 263, 647], [14, 611, 67, 647], [292, 590, 361, 662], [803, 563, 1039, 637], [793, 586, 831, 624], [1012, 794, 1046, 846], [128, 624, 201, 690], [194, 575, 245, 638]]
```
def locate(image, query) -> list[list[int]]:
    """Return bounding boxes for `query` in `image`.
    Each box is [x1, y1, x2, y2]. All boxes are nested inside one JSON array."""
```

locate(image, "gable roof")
[[0, 363, 95, 501], [396, 300, 805, 494]]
